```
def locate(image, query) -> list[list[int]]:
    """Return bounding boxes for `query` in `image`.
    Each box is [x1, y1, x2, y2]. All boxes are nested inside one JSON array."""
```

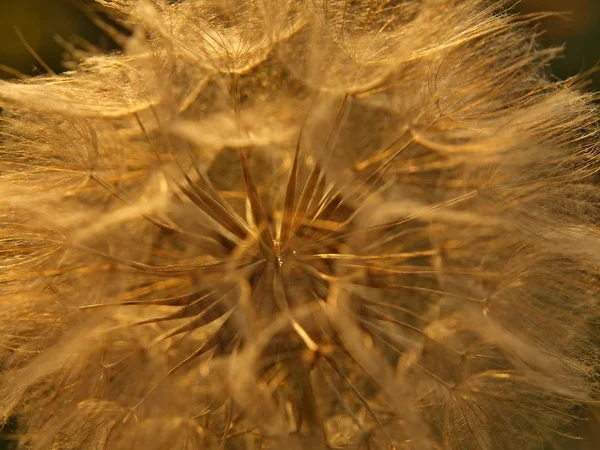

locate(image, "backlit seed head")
[[1, 1, 599, 449]]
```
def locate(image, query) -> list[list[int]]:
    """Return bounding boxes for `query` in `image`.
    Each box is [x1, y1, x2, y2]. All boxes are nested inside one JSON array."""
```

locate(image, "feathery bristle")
[[1, 1, 599, 449]]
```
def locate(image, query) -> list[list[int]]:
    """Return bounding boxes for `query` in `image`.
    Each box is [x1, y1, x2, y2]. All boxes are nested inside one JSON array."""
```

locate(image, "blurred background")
[[0, 0, 599, 89], [0, 0, 119, 79], [0, 0, 599, 449], [517, 0, 600, 90]]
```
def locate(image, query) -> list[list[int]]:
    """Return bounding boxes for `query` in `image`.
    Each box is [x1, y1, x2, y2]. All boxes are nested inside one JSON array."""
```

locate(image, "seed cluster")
[[0, 1, 599, 449]]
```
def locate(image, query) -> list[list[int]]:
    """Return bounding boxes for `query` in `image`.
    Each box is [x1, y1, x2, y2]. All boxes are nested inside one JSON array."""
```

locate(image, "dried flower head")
[[1, 0, 600, 449]]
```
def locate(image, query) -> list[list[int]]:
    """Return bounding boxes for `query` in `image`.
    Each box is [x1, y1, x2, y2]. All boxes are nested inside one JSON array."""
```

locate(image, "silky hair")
[[0, 1, 599, 449]]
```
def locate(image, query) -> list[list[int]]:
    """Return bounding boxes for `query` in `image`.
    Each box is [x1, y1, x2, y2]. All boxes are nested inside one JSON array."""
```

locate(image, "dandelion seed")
[[0, 1, 599, 449]]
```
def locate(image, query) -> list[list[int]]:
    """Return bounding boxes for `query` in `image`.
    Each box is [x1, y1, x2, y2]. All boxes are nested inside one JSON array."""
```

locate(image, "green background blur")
[[0, 0, 599, 449], [0, 0, 119, 80]]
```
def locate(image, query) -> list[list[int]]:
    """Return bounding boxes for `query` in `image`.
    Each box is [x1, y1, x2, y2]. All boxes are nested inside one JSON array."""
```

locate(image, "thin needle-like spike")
[[279, 130, 303, 246], [237, 146, 275, 253]]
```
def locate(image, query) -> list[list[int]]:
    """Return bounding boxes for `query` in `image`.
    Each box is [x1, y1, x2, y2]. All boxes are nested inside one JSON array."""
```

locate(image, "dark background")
[[0, 0, 119, 79]]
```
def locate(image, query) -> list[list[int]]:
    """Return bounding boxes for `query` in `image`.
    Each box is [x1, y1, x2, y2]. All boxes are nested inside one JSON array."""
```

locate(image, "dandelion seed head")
[[0, 1, 599, 449]]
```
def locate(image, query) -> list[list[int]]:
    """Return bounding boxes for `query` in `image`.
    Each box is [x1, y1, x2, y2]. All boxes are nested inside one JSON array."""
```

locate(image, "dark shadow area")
[[0, 416, 18, 450], [0, 0, 120, 80], [515, 0, 600, 92]]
